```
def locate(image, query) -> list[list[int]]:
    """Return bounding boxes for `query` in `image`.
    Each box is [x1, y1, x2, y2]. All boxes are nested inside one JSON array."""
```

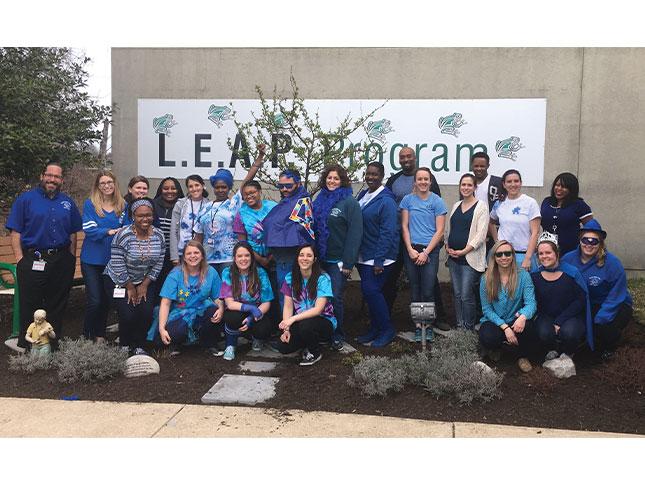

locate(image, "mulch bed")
[[1, 282, 643, 435]]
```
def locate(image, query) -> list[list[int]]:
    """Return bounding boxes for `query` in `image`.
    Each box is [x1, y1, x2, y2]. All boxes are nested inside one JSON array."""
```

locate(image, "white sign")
[[138, 98, 546, 185]]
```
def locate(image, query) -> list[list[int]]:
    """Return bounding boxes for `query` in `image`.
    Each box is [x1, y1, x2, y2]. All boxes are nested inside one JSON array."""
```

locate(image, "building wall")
[[112, 47, 644, 274]]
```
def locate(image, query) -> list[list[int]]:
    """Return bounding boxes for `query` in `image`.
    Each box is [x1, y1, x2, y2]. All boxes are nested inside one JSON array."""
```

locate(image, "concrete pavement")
[[0, 397, 640, 438]]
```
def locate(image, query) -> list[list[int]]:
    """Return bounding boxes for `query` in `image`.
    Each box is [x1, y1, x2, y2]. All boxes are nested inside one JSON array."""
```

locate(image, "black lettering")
[[230, 133, 251, 168], [271, 134, 293, 168], [158, 134, 175, 167], [195, 134, 212, 168]]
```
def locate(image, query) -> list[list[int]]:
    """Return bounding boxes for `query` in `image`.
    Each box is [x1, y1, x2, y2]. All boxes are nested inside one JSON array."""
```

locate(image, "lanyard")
[[209, 200, 226, 234], [189, 198, 204, 237]]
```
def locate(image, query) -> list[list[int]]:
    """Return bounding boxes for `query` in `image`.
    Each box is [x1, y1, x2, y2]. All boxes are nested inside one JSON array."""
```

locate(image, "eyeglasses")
[[276, 183, 295, 190], [43, 173, 63, 180], [244, 190, 260, 196], [494, 251, 513, 258], [98, 181, 115, 187], [581, 237, 600, 246]]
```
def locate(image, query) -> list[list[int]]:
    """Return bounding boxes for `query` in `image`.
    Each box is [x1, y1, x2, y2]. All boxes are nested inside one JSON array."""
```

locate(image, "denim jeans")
[[402, 247, 439, 302], [270, 247, 298, 309], [479, 319, 539, 360], [81, 262, 109, 339], [210, 261, 232, 278], [357, 264, 394, 333], [447, 258, 480, 330], [322, 261, 348, 342], [535, 313, 586, 356]]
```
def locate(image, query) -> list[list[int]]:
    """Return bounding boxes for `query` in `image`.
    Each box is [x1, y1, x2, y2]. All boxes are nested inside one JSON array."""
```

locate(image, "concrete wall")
[[112, 48, 644, 273]]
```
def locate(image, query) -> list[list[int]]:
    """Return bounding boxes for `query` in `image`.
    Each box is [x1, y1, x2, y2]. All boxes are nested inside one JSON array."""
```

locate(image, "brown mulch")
[[1, 282, 643, 435]]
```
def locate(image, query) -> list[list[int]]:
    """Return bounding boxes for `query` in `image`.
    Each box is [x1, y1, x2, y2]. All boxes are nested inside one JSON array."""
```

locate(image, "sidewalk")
[[0, 397, 639, 438]]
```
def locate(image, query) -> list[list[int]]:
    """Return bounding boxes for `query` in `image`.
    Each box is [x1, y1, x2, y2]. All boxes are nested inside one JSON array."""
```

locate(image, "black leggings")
[[592, 303, 632, 352], [275, 316, 334, 356], [223, 310, 275, 347]]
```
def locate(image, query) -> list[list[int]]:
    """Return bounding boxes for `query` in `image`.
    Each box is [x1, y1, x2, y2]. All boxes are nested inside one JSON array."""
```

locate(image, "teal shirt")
[[324, 197, 363, 269], [479, 269, 537, 326]]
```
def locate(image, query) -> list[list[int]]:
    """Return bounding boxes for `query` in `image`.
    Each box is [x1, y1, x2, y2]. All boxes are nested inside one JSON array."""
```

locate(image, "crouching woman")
[[275, 244, 337, 366], [147, 240, 224, 354], [479, 240, 538, 372]]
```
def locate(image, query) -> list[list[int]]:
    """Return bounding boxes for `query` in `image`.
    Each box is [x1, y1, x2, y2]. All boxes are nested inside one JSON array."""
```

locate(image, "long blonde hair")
[[484, 240, 519, 302], [90, 170, 125, 217], [181, 240, 209, 286]]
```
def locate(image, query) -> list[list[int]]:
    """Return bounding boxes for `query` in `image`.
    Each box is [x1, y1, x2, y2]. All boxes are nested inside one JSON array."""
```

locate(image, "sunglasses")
[[581, 237, 600, 246], [494, 251, 513, 258], [276, 183, 295, 190]]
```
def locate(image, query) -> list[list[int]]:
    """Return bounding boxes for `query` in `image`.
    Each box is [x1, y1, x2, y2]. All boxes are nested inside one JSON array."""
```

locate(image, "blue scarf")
[[313, 186, 353, 260], [533, 262, 594, 350]]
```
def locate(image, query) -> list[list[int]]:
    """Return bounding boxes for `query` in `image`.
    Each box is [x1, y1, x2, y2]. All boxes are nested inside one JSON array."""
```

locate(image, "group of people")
[[6, 147, 633, 369]]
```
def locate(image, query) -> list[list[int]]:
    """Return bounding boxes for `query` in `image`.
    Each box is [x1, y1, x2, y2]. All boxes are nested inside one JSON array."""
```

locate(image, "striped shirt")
[[153, 198, 173, 253], [104, 225, 166, 286]]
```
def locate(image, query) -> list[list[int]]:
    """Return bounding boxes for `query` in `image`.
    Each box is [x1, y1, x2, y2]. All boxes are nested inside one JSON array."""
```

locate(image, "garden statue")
[[25, 309, 56, 356]]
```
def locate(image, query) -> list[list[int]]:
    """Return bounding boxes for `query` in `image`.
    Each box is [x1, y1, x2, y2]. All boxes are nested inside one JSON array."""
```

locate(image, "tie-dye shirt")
[[233, 200, 278, 256], [220, 266, 274, 305], [194, 191, 242, 264], [280, 271, 337, 329]]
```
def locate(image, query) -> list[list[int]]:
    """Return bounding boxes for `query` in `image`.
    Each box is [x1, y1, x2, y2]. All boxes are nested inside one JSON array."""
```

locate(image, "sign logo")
[[274, 113, 286, 128], [207, 105, 233, 128], [367, 119, 394, 143], [153, 114, 178, 136], [61, 201, 72, 211], [496, 136, 524, 161], [588, 276, 602, 287], [438, 112, 466, 137]]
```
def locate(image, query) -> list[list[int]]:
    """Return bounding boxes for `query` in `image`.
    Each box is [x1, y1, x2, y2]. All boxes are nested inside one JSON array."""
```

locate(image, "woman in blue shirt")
[[81, 170, 126, 343], [561, 219, 633, 359], [148, 240, 224, 354], [479, 240, 538, 372], [540, 173, 593, 255], [400, 167, 448, 341], [219, 241, 274, 361], [275, 244, 337, 366]]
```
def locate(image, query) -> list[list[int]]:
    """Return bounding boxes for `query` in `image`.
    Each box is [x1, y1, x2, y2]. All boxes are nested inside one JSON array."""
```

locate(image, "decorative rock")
[[202, 374, 279, 405], [124, 355, 160, 378], [4, 337, 25, 354], [471, 360, 494, 375], [337, 342, 357, 355], [238, 361, 278, 373], [542, 353, 576, 379]]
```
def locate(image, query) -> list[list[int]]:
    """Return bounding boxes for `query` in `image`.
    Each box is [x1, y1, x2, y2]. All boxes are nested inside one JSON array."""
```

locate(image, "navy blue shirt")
[[531, 271, 586, 324], [540, 198, 592, 255], [6, 187, 82, 249]]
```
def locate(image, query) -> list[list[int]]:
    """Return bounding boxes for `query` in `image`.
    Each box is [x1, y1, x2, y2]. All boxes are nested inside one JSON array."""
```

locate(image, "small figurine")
[[25, 309, 56, 356]]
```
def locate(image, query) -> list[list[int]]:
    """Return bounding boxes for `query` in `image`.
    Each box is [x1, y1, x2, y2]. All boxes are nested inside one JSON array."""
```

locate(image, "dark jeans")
[[275, 316, 333, 356], [154, 253, 175, 306], [152, 305, 219, 347], [447, 258, 481, 330], [270, 247, 298, 309], [479, 319, 538, 360], [81, 262, 110, 339], [535, 313, 586, 357], [403, 246, 440, 302], [383, 239, 445, 318], [357, 263, 394, 333], [210, 261, 233, 278], [104, 276, 155, 350], [17, 249, 76, 349], [592, 303, 632, 352], [321, 261, 348, 342], [223, 309, 275, 347]]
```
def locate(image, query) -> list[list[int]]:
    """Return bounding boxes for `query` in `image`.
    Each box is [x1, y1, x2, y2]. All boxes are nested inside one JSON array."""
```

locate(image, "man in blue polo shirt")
[[6, 161, 82, 350]]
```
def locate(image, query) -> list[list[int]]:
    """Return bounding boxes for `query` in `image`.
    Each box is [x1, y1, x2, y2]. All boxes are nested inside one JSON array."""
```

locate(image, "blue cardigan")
[[356, 187, 399, 267], [479, 269, 537, 326], [80, 199, 125, 265], [561, 248, 633, 325]]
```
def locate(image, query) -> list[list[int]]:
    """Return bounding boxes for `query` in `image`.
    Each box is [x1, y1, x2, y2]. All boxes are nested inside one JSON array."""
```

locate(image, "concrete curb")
[[0, 397, 640, 438]]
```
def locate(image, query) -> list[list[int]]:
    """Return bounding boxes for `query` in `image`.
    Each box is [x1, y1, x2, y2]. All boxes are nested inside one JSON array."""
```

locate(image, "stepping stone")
[[246, 347, 299, 359], [201, 374, 279, 405], [4, 338, 25, 353], [238, 361, 277, 373], [397, 331, 419, 343]]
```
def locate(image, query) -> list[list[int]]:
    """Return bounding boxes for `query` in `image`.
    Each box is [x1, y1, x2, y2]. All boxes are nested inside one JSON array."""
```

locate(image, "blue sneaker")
[[223, 345, 235, 361], [425, 327, 434, 342], [414, 328, 422, 342], [357, 326, 380, 345], [371, 328, 396, 348]]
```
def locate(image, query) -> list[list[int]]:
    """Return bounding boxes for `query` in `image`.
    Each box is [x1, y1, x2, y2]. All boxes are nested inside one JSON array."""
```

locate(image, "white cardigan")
[[444, 199, 490, 273]]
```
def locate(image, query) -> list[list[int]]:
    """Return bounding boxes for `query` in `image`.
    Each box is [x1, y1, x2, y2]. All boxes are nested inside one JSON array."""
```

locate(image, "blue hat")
[[579, 219, 607, 239], [209, 169, 233, 188]]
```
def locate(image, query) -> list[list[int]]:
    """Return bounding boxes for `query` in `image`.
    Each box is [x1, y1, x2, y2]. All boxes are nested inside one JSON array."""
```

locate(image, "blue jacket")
[[356, 187, 399, 267], [80, 199, 125, 265], [264, 185, 315, 249], [562, 248, 633, 325], [480, 269, 537, 326]]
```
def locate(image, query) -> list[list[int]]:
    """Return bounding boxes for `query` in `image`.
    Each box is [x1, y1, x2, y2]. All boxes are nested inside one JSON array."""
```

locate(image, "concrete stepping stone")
[[238, 361, 277, 373], [397, 328, 451, 342], [246, 347, 299, 359], [201, 374, 279, 405]]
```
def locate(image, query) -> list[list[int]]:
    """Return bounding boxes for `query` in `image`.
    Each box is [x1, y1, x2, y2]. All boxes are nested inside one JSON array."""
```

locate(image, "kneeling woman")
[[220, 241, 274, 361], [479, 240, 538, 372], [531, 233, 591, 360], [276, 244, 337, 366], [147, 240, 224, 354], [562, 220, 633, 358]]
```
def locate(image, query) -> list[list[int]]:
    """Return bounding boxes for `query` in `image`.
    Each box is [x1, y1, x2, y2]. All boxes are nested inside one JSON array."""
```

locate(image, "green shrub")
[[9, 352, 53, 374], [341, 351, 364, 367], [53, 338, 128, 383], [347, 355, 406, 397]]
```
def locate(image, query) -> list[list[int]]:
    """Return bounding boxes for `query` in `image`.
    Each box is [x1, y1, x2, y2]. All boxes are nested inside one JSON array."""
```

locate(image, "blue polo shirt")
[[6, 187, 82, 249]]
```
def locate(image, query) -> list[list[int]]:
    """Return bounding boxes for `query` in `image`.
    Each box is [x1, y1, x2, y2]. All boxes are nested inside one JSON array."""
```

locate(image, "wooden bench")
[[0, 233, 85, 340]]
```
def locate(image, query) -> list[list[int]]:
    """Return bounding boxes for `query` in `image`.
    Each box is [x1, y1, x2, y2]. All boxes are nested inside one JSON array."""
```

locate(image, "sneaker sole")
[[299, 355, 322, 366]]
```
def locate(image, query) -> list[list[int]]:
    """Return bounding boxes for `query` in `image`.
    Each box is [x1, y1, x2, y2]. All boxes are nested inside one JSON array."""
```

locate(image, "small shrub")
[[347, 356, 406, 397], [53, 338, 128, 383], [388, 341, 407, 355], [341, 351, 363, 367], [9, 352, 53, 374]]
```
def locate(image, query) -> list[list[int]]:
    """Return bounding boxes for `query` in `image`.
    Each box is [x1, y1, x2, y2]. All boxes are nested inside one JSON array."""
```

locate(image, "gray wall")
[[112, 47, 645, 275]]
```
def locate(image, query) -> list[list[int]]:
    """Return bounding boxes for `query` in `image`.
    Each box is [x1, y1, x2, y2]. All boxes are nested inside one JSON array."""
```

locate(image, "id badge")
[[32, 260, 46, 271], [206, 238, 214, 245], [113, 287, 126, 299]]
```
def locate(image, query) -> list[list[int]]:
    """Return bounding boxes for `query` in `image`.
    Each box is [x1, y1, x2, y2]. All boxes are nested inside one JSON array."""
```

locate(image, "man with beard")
[[384, 146, 449, 330], [6, 160, 82, 350]]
